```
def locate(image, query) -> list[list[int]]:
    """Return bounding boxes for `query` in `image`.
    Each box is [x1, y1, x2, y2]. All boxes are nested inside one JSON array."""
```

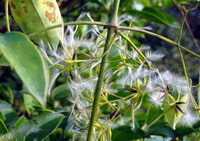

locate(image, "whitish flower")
[[140, 45, 151, 51], [178, 109, 199, 126], [118, 14, 137, 25], [149, 91, 165, 106], [120, 63, 154, 87], [77, 12, 100, 36], [147, 70, 189, 95], [69, 77, 97, 96], [146, 51, 164, 62], [39, 20, 99, 95], [102, 70, 118, 93], [122, 45, 151, 60], [159, 71, 188, 94], [68, 77, 97, 125]]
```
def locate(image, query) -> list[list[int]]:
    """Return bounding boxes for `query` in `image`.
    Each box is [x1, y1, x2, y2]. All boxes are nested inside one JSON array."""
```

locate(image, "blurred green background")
[[0, 0, 199, 110]]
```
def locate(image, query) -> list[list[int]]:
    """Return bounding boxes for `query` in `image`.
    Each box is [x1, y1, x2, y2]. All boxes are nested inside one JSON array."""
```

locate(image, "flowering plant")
[[0, 0, 199, 140]]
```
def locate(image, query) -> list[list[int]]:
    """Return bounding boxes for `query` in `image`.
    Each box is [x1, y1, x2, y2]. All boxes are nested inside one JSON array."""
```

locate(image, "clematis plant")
[[0, 0, 199, 141]]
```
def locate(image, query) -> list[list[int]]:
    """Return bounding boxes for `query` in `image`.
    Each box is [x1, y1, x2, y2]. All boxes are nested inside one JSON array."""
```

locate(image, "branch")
[[171, 0, 200, 53], [86, 0, 120, 141], [27, 22, 200, 58]]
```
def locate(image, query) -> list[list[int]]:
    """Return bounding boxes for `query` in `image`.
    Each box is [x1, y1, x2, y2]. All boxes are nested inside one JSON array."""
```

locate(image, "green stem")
[[144, 106, 172, 132], [101, 33, 117, 58], [118, 26, 200, 58], [27, 21, 200, 58], [5, 0, 10, 32], [177, 11, 188, 79], [175, 8, 200, 115], [86, 0, 120, 141], [118, 32, 151, 68], [28, 21, 110, 37]]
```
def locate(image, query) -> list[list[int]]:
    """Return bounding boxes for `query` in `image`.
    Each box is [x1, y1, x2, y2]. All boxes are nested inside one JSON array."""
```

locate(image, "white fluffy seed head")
[[178, 109, 199, 126]]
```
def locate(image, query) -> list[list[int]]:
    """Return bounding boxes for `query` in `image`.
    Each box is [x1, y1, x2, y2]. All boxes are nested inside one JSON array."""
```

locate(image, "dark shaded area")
[[139, 5, 200, 84], [0, 0, 199, 104]]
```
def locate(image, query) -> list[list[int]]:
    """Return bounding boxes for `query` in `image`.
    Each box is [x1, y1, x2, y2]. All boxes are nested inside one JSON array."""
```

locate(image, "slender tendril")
[[118, 32, 151, 68], [177, 11, 188, 79], [5, 0, 10, 32]]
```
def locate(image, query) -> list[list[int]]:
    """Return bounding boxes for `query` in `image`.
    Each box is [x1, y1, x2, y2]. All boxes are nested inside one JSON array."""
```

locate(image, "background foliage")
[[0, 0, 199, 140]]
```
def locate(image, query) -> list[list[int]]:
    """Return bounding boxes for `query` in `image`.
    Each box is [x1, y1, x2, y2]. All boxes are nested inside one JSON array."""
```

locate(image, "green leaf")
[[10, 0, 63, 50], [0, 111, 6, 122], [175, 126, 197, 138], [127, 7, 180, 29], [14, 116, 33, 141], [23, 94, 41, 116], [0, 52, 10, 66], [108, 56, 122, 70], [0, 120, 8, 135], [25, 113, 65, 140], [146, 124, 176, 138], [144, 136, 164, 141], [163, 94, 188, 129], [0, 133, 17, 141], [175, 120, 200, 137], [0, 100, 18, 126], [49, 128, 63, 141], [146, 105, 164, 125], [0, 32, 49, 107], [9, 113, 64, 140], [112, 126, 145, 141], [51, 84, 71, 101]]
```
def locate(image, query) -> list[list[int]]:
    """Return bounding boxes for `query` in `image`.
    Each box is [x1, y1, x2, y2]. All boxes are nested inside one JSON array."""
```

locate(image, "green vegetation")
[[0, 0, 199, 140]]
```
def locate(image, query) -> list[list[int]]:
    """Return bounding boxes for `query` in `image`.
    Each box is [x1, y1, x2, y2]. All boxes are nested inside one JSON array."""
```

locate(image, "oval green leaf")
[[25, 113, 65, 140], [0, 100, 18, 126], [51, 84, 71, 101], [0, 120, 8, 136], [10, 0, 63, 50], [146, 104, 164, 126], [112, 126, 145, 141], [0, 32, 49, 107], [0, 52, 10, 66]]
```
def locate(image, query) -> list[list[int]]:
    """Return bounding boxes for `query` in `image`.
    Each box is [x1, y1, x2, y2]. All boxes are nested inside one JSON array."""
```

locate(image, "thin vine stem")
[[27, 21, 200, 58], [172, 0, 200, 52], [28, 21, 110, 37], [173, 3, 200, 115], [5, 0, 10, 32], [177, 11, 188, 79], [119, 26, 200, 58], [86, 0, 120, 140], [118, 32, 151, 68]]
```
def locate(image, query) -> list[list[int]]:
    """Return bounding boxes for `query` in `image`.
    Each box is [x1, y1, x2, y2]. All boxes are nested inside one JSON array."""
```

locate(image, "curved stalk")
[[119, 26, 200, 58], [177, 11, 188, 79], [174, 5, 200, 115], [5, 0, 10, 32], [86, 0, 120, 140], [28, 21, 110, 37], [27, 22, 200, 58], [118, 32, 151, 68]]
